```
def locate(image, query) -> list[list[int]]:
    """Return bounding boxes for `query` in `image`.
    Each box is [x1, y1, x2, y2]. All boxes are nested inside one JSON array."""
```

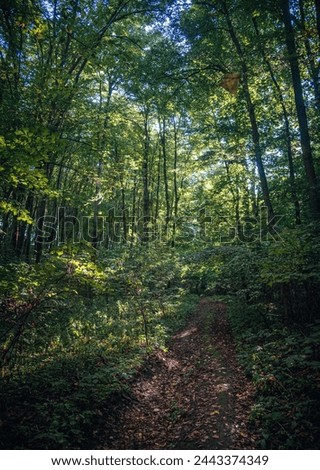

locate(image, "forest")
[[0, 0, 320, 450]]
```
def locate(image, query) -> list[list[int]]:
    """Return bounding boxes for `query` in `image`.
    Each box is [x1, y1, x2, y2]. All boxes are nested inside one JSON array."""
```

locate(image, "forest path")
[[103, 298, 257, 450]]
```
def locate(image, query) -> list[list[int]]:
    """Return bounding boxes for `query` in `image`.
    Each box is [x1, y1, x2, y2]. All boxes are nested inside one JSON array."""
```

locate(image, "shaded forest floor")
[[102, 298, 257, 450]]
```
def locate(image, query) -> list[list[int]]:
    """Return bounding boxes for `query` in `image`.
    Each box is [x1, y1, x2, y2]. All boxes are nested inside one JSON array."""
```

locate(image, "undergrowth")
[[215, 228, 320, 450], [186, 227, 320, 450], [228, 303, 320, 449], [0, 247, 198, 449]]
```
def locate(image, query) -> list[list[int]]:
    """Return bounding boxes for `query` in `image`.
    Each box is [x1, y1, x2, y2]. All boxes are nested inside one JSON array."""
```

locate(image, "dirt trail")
[[104, 299, 257, 450]]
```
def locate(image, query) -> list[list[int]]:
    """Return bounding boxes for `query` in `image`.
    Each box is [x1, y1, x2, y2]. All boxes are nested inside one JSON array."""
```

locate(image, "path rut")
[[103, 299, 257, 450]]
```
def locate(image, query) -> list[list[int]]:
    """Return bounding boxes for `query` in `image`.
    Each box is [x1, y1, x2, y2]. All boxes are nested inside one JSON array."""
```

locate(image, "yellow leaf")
[[220, 73, 241, 95]]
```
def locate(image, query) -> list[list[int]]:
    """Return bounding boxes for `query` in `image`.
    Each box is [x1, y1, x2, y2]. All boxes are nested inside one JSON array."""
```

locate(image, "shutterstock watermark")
[[35, 207, 284, 247]]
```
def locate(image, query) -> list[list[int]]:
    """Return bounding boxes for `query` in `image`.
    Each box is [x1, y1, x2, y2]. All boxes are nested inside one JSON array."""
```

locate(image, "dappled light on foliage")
[[1, 0, 320, 451]]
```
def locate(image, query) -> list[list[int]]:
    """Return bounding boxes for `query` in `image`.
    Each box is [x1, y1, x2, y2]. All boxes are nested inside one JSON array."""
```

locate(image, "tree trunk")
[[221, 0, 275, 223], [172, 117, 180, 247], [281, 0, 320, 220], [34, 197, 46, 263], [298, 0, 320, 112], [160, 116, 170, 237], [252, 16, 301, 224], [121, 187, 127, 244], [155, 146, 161, 223], [142, 109, 151, 243], [131, 173, 137, 244]]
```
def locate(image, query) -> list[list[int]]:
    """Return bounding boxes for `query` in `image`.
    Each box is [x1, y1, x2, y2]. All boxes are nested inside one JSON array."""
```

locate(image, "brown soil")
[[103, 298, 257, 449]]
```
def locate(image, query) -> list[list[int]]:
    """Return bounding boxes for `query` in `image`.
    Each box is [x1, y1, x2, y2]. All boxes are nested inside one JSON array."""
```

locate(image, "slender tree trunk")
[[172, 117, 180, 247], [252, 16, 301, 224], [121, 187, 127, 244], [92, 193, 99, 250], [155, 146, 161, 223], [9, 189, 20, 253], [34, 197, 46, 263], [298, 0, 320, 112], [142, 109, 150, 242], [221, 0, 275, 223], [244, 78, 275, 222], [160, 116, 170, 237], [92, 160, 102, 251], [281, 0, 320, 220], [16, 193, 34, 256], [34, 158, 57, 262], [10, 216, 19, 253], [23, 221, 33, 263], [225, 162, 241, 238], [131, 173, 137, 244]]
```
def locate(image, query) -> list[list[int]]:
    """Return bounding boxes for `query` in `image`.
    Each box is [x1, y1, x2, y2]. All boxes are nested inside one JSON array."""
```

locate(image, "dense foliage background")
[[0, 0, 319, 449]]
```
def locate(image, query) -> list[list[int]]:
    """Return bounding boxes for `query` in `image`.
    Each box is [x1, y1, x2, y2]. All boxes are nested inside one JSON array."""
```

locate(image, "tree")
[[280, 0, 320, 220]]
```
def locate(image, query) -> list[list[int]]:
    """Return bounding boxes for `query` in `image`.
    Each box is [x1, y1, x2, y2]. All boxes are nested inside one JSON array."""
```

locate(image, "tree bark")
[[131, 173, 137, 244], [298, 0, 320, 112], [160, 116, 170, 237], [121, 187, 127, 244], [142, 108, 151, 242], [252, 16, 301, 224], [221, 0, 275, 223], [281, 0, 320, 220], [172, 117, 180, 247]]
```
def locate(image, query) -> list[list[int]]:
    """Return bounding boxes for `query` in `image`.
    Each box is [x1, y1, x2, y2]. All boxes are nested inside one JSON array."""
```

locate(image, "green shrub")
[[0, 246, 197, 449]]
